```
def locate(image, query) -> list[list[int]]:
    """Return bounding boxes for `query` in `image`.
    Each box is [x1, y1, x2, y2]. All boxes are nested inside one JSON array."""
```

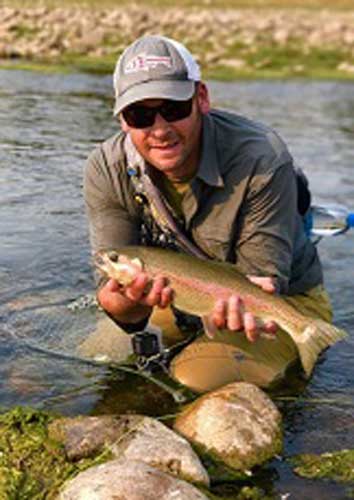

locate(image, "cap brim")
[[113, 80, 195, 116]]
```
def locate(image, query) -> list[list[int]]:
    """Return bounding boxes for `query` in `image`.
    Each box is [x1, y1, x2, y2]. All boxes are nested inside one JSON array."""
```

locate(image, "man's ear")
[[120, 115, 129, 132], [196, 82, 211, 115]]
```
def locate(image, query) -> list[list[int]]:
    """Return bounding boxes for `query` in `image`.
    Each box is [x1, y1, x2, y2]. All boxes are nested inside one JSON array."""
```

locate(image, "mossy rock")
[[291, 449, 354, 483], [0, 406, 111, 499], [174, 382, 283, 471]]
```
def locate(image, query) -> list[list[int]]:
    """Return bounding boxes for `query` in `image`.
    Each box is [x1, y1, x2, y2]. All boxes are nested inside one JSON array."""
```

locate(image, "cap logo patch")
[[125, 54, 173, 74]]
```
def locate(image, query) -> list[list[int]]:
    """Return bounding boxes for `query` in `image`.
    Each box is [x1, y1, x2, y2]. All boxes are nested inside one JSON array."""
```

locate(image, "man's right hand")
[[97, 273, 174, 325]]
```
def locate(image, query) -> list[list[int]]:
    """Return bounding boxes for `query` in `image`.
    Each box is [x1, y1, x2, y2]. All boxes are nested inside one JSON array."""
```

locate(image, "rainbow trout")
[[95, 246, 347, 377]]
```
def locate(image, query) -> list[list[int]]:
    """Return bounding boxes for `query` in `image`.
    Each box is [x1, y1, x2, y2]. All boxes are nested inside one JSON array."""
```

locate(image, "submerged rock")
[[58, 458, 208, 500], [174, 382, 282, 471], [49, 414, 209, 486]]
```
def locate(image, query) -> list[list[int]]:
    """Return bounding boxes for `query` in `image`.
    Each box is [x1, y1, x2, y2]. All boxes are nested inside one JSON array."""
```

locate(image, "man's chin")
[[149, 158, 182, 173]]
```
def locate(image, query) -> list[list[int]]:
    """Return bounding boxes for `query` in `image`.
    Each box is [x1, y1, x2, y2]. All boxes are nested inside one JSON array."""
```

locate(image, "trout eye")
[[108, 251, 119, 263]]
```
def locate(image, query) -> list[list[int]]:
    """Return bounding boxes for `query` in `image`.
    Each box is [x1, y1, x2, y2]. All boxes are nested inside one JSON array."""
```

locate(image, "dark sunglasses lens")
[[160, 99, 193, 122], [122, 98, 193, 128], [122, 106, 156, 128]]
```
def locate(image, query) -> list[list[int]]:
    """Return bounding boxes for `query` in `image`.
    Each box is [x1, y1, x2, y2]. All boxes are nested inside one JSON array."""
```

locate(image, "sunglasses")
[[122, 97, 194, 129]]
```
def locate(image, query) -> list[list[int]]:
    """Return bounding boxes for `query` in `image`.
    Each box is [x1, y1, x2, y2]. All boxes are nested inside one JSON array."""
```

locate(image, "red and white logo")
[[125, 53, 173, 74]]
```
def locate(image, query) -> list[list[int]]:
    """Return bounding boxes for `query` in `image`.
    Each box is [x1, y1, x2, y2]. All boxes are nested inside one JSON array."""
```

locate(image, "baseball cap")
[[113, 35, 201, 116]]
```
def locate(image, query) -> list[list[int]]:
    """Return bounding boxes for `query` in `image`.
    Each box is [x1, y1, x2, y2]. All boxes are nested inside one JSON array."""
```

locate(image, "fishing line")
[[3, 325, 188, 404]]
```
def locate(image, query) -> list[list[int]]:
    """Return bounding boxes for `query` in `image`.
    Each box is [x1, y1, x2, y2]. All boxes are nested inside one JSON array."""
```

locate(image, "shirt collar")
[[196, 113, 224, 188]]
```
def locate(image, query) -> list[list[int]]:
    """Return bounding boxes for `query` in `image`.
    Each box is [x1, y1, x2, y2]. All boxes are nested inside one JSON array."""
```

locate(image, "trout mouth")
[[94, 250, 144, 286]]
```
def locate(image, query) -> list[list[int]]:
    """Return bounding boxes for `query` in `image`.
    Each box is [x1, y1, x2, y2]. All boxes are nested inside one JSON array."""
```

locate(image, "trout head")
[[94, 250, 144, 286]]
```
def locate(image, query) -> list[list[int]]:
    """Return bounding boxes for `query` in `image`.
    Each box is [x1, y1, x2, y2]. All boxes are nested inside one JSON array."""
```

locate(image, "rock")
[[58, 458, 209, 500], [75, 28, 105, 52], [273, 28, 290, 44], [174, 382, 282, 471], [48, 414, 129, 460], [218, 58, 247, 69], [111, 414, 209, 486], [338, 61, 354, 73], [49, 414, 209, 486]]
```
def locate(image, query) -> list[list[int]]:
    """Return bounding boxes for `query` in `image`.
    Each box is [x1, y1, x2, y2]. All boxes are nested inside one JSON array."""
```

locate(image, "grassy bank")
[[1, 1, 354, 80], [2, 55, 354, 81]]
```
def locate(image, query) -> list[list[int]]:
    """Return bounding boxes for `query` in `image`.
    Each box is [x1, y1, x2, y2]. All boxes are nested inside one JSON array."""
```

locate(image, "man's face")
[[121, 83, 210, 181]]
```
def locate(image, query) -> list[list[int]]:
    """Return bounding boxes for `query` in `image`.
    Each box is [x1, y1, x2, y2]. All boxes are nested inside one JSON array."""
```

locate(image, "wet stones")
[[174, 382, 283, 471], [58, 459, 209, 500], [49, 414, 209, 486], [4, 382, 284, 497]]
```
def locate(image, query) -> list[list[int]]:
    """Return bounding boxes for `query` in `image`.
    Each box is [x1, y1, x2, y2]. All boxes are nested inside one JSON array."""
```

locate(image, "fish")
[[94, 246, 347, 377]]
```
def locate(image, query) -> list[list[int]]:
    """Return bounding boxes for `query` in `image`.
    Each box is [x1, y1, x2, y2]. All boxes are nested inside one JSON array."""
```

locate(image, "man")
[[84, 35, 332, 391]]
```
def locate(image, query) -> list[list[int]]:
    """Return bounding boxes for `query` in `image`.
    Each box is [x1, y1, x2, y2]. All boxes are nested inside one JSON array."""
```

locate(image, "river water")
[[0, 69, 353, 498]]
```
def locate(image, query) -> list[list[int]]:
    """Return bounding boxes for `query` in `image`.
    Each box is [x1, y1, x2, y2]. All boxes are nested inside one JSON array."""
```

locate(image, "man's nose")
[[150, 112, 172, 135]]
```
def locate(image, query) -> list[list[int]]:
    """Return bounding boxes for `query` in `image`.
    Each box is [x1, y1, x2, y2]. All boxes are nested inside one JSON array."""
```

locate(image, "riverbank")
[[1, 2, 354, 79]]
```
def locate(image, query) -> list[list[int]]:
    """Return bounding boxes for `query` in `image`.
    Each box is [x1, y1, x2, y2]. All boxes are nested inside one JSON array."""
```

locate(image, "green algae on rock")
[[291, 449, 354, 482], [0, 406, 111, 500]]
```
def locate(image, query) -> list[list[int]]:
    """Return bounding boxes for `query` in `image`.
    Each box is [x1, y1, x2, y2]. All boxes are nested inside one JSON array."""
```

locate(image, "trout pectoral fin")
[[202, 315, 218, 339]]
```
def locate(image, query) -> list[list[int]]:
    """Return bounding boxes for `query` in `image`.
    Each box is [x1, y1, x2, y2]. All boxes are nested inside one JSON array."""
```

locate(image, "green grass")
[[11, 24, 41, 39], [3, 53, 354, 81]]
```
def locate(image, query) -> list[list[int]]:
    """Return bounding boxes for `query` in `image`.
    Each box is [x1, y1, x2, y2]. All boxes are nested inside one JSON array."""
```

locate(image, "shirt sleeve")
[[84, 146, 141, 255], [234, 160, 298, 294], [84, 146, 150, 333]]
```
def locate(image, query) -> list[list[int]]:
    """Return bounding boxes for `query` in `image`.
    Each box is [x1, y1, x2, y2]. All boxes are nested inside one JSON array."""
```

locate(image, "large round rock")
[[59, 458, 208, 500], [174, 382, 282, 471]]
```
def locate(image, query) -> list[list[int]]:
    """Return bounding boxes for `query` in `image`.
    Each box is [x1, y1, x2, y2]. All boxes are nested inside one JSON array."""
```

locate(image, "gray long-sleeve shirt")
[[84, 109, 323, 296]]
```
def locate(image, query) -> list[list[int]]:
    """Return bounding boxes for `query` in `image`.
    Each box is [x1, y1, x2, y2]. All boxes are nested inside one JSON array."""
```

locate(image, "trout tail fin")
[[298, 320, 347, 377]]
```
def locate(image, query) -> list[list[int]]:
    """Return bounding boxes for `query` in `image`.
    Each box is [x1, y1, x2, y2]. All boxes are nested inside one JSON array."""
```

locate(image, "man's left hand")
[[209, 276, 278, 342]]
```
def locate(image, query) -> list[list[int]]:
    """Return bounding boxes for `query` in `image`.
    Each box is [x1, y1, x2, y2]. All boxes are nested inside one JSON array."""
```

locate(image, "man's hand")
[[209, 276, 278, 342], [97, 273, 174, 325]]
